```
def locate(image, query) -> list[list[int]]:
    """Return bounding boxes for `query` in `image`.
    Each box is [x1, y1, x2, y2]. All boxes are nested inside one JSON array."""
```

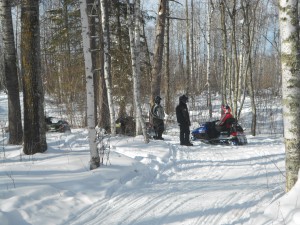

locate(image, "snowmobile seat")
[[225, 118, 236, 127]]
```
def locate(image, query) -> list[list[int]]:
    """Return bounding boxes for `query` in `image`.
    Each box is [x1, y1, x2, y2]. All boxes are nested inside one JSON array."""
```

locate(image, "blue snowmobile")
[[191, 118, 247, 145]]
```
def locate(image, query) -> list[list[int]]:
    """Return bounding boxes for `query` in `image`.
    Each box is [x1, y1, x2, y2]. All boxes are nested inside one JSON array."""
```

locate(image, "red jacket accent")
[[218, 113, 233, 128]]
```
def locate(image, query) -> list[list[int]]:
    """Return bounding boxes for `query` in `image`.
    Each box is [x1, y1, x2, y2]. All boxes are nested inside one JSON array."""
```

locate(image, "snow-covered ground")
[[0, 93, 299, 225]]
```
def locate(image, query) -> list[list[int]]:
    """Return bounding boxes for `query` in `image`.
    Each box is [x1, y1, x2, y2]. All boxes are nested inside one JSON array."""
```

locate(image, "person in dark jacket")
[[176, 95, 193, 146], [150, 96, 165, 140]]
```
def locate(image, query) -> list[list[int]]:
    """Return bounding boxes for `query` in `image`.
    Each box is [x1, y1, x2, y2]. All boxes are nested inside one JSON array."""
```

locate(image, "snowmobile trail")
[[68, 135, 285, 225]]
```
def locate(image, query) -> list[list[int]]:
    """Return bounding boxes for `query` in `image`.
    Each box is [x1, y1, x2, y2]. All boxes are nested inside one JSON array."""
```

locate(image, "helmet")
[[154, 96, 162, 104], [179, 95, 188, 103], [225, 105, 231, 113]]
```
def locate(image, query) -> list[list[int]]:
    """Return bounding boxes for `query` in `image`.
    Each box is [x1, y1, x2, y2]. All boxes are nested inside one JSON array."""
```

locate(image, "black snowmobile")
[[191, 118, 247, 145]]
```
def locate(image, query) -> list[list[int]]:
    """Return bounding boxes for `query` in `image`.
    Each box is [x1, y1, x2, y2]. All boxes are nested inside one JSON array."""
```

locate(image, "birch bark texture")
[[279, 0, 300, 192], [206, 1, 213, 118], [79, 0, 100, 170], [100, 0, 116, 135], [0, 0, 23, 144], [126, 0, 149, 143]]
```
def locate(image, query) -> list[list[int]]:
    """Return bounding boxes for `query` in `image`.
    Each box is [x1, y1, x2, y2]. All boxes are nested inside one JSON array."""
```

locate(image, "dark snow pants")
[[179, 125, 190, 144]]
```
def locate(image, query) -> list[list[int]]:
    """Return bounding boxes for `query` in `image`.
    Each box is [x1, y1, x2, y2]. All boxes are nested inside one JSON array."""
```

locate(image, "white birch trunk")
[[190, 0, 194, 101], [80, 0, 99, 170], [279, 0, 300, 192], [206, 2, 212, 118], [0, 0, 23, 144], [127, 0, 149, 143], [100, 0, 116, 135], [185, 0, 190, 95]]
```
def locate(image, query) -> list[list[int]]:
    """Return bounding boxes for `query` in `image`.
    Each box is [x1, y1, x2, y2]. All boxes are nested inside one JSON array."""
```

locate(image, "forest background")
[[1, 0, 280, 127]]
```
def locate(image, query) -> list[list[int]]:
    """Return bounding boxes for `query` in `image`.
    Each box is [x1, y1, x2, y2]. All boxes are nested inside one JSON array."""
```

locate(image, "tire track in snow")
[[67, 136, 285, 225]]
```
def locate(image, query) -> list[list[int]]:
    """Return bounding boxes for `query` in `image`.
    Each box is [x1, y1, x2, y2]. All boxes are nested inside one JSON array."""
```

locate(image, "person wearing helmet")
[[176, 95, 193, 146], [216, 104, 233, 132], [150, 96, 165, 140]]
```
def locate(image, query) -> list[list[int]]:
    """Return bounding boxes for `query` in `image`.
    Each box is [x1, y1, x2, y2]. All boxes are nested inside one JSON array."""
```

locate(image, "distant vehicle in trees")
[[45, 117, 71, 133], [115, 115, 135, 136]]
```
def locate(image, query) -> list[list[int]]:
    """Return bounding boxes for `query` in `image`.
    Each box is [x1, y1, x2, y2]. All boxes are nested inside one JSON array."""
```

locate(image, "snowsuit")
[[176, 100, 192, 145], [216, 105, 233, 132], [151, 103, 165, 139]]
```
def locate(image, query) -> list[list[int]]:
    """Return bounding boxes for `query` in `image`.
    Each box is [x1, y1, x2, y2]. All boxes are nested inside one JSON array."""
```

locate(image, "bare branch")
[[167, 16, 186, 21]]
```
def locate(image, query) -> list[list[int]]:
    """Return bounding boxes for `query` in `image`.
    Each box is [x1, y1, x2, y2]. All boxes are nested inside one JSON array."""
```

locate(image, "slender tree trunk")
[[226, 0, 239, 117], [206, 1, 213, 118], [279, 0, 300, 192], [100, 0, 116, 135], [21, 0, 47, 154], [242, 0, 258, 136], [190, 0, 195, 101], [126, 0, 149, 143], [97, 0, 110, 131], [80, 0, 100, 170], [220, 0, 227, 105], [185, 0, 190, 95], [150, 0, 167, 104], [0, 0, 23, 144], [164, 0, 170, 114], [87, 0, 98, 125], [232, 1, 239, 118]]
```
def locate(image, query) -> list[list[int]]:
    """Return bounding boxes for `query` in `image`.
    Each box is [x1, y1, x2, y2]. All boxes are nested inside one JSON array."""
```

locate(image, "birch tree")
[[241, 0, 258, 135], [185, 0, 190, 96], [206, 1, 213, 118], [190, 0, 195, 100], [95, 0, 110, 132], [225, 0, 239, 117], [279, 0, 300, 192], [80, 0, 100, 170], [219, 0, 228, 105], [100, 0, 116, 135], [21, 0, 47, 154], [126, 0, 149, 143], [164, 0, 170, 114], [0, 0, 23, 144]]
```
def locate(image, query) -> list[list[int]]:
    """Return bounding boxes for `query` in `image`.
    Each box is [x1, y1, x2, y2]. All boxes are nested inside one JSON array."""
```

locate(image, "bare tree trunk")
[[80, 0, 100, 170], [185, 0, 190, 95], [206, 1, 213, 118], [100, 0, 116, 135], [21, 0, 47, 154], [126, 0, 149, 143], [0, 0, 23, 144], [164, 0, 171, 114], [190, 0, 195, 101], [232, 1, 239, 118], [150, 0, 167, 104], [220, 0, 227, 105], [97, 0, 110, 131], [87, 0, 98, 125], [226, 0, 239, 117], [242, 0, 258, 136], [279, 0, 300, 192]]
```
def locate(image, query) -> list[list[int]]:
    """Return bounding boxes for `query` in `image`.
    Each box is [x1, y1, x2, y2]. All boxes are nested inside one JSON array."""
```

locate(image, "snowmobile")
[[191, 118, 247, 145], [45, 116, 71, 133]]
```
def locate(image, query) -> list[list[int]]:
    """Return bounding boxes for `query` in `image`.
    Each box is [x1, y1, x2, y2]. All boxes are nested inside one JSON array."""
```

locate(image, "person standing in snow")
[[150, 96, 165, 140], [176, 95, 193, 146]]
